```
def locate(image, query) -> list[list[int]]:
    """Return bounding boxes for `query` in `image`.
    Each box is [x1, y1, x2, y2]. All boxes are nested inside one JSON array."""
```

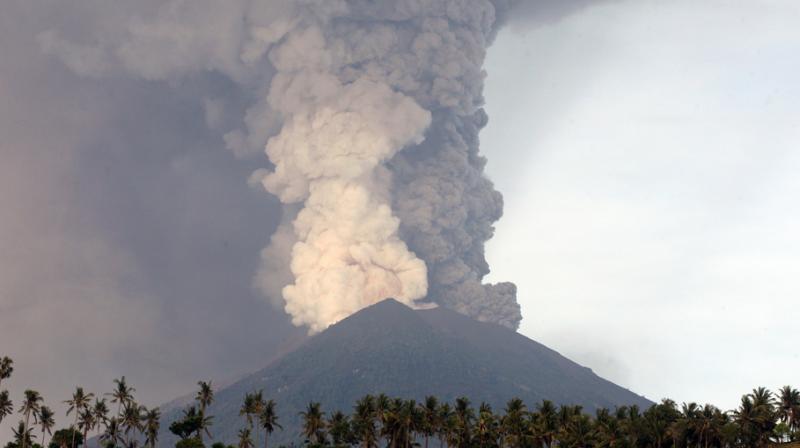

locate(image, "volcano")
[[157, 299, 650, 446]]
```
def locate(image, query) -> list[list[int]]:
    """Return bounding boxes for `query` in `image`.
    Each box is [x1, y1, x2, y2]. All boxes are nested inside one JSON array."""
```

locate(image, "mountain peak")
[[155, 299, 651, 447]]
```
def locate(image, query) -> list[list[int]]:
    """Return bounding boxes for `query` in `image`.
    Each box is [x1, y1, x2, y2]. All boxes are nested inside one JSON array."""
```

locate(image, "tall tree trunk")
[[72, 411, 79, 448], [22, 411, 31, 448], [264, 432, 268, 448]]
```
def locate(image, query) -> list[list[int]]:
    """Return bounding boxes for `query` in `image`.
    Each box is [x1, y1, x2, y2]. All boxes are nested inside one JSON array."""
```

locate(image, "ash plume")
[[41, 0, 525, 332]]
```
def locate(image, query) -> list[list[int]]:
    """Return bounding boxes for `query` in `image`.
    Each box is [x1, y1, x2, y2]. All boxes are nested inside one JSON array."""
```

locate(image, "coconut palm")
[[749, 388, 777, 447], [375, 394, 390, 438], [0, 390, 13, 424], [79, 408, 98, 448], [453, 397, 474, 447], [195, 381, 214, 442], [437, 403, 454, 448], [238, 427, 254, 448], [19, 389, 43, 448], [475, 403, 498, 448], [196, 381, 214, 411], [693, 404, 727, 448], [596, 409, 631, 448], [108, 377, 135, 417], [420, 396, 439, 448], [0, 357, 12, 388], [389, 399, 419, 448], [101, 417, 123, 448], [65, 387, 95, 448], [734, 394, 763, 447], [240, 393, 258, 431], [93, 398, 110, 439], [38, 405, 56, 447], [300, 401, 326, 445], [353, 395, 378, 448], [777, 385, 800, 437], [328, 411, 352, 446], [251, 390, 265, 447], [258, 399, 281, 448], [642, 399, 680, 448], [143, 407, 160, 448], [13, 420, 37, 448], [562, 413, 595, 448], [120, 402, 143, 446], [502, 398, 527, 448], [536, 400, 558, 448]]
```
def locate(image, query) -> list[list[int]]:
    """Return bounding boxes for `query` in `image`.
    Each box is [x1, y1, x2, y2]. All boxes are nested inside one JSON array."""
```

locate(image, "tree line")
[[1, 356, 798, 448]]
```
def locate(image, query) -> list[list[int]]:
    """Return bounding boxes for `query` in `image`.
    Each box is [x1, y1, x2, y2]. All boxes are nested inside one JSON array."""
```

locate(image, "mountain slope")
[[158, 299, 650, 446]]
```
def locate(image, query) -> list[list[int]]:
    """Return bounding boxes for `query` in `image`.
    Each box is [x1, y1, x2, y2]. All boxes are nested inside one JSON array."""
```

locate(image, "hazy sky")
[[484, 0, 800, 410], [1, 0, 799, 440]]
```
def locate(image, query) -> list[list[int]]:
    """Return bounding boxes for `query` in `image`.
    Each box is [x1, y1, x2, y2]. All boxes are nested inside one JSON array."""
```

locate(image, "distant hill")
[[157, 299, 650, 447]]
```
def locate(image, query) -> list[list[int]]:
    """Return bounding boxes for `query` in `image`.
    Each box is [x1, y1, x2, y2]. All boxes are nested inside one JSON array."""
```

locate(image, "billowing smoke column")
[[253, 0, 522, 332], [41, 0, 523, 332]]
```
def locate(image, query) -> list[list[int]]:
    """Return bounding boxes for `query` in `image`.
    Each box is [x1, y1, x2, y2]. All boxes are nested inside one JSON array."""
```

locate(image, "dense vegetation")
[[1, 356, 798, 448]]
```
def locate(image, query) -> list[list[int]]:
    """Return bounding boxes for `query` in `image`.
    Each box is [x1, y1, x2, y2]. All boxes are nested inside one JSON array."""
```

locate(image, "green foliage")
[[0, 357, 13, 385], [169, 408, 204, 441], [210, 443, 234, 448], [0, 349, 798, 448], [4, 443, 42, 448], [48, 428, 82, 448], [174, 437, 204, 448]]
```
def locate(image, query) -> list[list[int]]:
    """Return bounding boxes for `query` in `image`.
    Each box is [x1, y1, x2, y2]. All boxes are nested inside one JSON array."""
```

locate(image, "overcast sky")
[[2, 0, 799, 440], [484, 0, 800, 410]]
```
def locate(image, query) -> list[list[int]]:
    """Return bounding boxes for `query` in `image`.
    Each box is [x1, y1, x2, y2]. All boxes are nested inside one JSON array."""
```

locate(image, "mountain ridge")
[[156, 299, 651, 447]]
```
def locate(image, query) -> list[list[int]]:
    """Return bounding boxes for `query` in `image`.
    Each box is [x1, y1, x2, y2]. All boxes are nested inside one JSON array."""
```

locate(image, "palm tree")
[[328, 411, 352, 446], [694, 404, 726, 448], [734, 394, 762, 447], [143, 407, 161, 448], [108, 377, 135, 417], [562, 413, 594, 448], [749, 387, 777, 447], [238, 428, 254, 448], [376, 393, 390, 444], [80, 408, 99, 448], [101, 417, 123, 448], [453, 397, 474, 447], [420, 396, 439, 448], [120, 402, 143, 446], [13, 420, 37, 448], [536, 400, 558, 448], [65, 387, 95, 448], [353, 395, 378, 448], [93, 399, 110, 441], [437, 403, 454, 448], [391, 399, 419, 448], [258, 399, 281, 448], [38, 405, 56, 447], [0, 357, 13, 388], [300, 402, 326, 445], [502, 398, 527, 448], [196, 381, 214, 412], [777, 385, 800, 438], [643, 399, 679, 448], [240, 393, 258, 431], [475, 403, 498, 448], [0, 390, 13, 424], [195, 381, 214, 443], [19, 389, 43, 448]]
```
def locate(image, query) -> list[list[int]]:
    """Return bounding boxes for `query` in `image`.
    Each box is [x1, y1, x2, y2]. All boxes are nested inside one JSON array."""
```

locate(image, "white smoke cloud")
[[39, 0, 532, 332], [261, 64, 432, 331]]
